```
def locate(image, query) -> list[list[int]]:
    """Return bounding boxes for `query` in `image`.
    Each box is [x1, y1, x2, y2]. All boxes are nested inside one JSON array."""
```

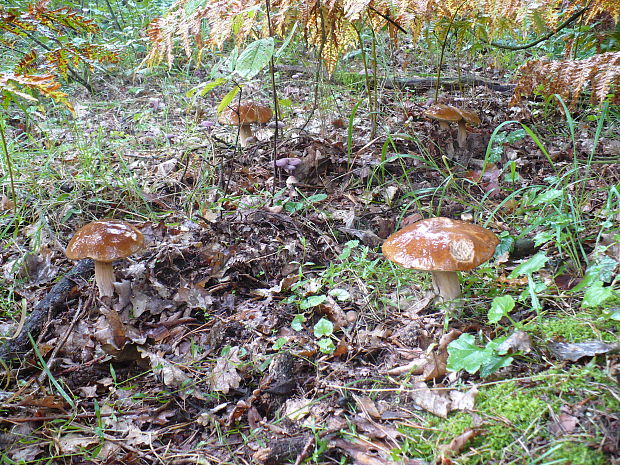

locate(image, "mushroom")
[[425, 104, 480, 149], [218, 101, 273, 147], [424, 104, 462, 131], [382, 217, 499, 301], [66, 220, 144, 297], [455, 108, 481, 148]]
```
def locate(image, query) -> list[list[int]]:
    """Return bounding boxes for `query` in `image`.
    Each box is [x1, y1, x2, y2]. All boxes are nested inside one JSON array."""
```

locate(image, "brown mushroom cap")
[[218, 102, 273, 125], [66, 220, 144, 263], [382, 217, 498, 272], [456, 108, 481, 126], [424, 104, 462, 123]]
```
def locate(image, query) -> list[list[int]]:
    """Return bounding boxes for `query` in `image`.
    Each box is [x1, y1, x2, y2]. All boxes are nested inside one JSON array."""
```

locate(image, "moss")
[[397, 364, 617, 464], [533, 313, 618, 343]]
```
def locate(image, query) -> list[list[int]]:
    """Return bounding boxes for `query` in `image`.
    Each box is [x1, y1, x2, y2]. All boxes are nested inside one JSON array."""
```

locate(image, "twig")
[[481, 7, 588, 51], [265, 0, 280, 200]]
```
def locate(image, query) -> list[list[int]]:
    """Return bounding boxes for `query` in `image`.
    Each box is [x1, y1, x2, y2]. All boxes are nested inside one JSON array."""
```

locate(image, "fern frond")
[[511, 52, 620, 108]]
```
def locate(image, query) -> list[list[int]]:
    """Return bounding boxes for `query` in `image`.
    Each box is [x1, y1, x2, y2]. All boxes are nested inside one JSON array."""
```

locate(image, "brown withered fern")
[[510, 52, 620, 108]]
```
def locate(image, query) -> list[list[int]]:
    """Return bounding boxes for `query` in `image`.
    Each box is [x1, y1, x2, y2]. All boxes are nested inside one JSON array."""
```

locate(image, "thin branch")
[[481, 7, 588, 51]]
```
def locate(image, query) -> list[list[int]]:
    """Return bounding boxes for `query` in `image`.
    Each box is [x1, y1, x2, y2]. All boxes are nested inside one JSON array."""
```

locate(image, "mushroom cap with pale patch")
[[66, 220, 144, 263], [382, 217, 499, 271], [424, 104, 462, 123], [218, 102, 273, 125]]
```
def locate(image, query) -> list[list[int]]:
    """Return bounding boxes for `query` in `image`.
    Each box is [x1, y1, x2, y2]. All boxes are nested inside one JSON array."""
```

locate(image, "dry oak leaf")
[[209, 346, 243, 394], [139, 348, 191, 388]]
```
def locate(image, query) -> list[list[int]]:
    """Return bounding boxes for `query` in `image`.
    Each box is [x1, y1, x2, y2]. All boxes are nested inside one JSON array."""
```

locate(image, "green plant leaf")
[[530, 189, 563, 206], [509, 252, 548, 278], [581, 280, 614, 308], [488, 295, 515, 324], [313, 318, 334, 338], [300, 295, 326, 310], [317, 337, 335, 354], [234, 37, 275, 79], [291, 314, 306, 331], [447, 334, 513, 377], [216, 86, 241, 114], [447, 334, 490, 374], [186, 77, 227, 98], [329, 288, 350, 301]]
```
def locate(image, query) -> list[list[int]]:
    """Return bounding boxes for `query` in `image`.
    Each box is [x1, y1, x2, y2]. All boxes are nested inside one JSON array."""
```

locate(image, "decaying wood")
[[0, 259, 94, 360], [378, 75, 515, 93]]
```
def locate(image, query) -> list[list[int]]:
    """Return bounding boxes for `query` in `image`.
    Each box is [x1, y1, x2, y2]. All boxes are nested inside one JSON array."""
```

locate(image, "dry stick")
[[0, 259, 94, 361], [482, 6, 589, 51], [265, 0, 280, 200]]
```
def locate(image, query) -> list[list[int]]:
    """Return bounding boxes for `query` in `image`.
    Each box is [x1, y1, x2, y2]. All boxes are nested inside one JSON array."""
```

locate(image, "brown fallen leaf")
[[548, 341, 619, 361], [437, 428, 482, 464], [209, 346, 243, 394], [549, 410, 579, 436], [496, 330, 532, 354], [330, 438, 393, 465], [409, 382, 451, 418]]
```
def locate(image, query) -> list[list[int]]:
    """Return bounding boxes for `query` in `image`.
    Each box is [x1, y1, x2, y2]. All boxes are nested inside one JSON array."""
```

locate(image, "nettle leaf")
[[581, 280, 614, 308], [234, 37, 274, 79], [488, 295, 515, 324], [300, 295, 326, 310], [314, 318, 334, 338], [509, 251, 548, 278], [447, 334, 513, 377]]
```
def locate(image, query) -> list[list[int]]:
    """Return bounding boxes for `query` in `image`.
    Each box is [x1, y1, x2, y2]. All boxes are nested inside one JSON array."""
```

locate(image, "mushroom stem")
[[457, 120, 467, 148], [94, 260, 115, 297], [431, 271, 461, 301], [238, 124, 253, 147]]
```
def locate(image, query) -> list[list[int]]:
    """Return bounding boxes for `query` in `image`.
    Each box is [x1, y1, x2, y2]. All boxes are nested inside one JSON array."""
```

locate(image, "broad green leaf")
[[329, 288, 350, 301], [314, 318, 334, 338], [494, 234, 514, 258], [530, 189, 562, 206], [447, 334, 513, 377], [216, 86, 241, 114], [234, 37, 275, 79], [317, 338, 335, 354], [447, 334, 492, 374], [300, 295, 326, 310], [291, 314, 306, 331], [488, 295, 515, 324], [509, 252, 548, 278], [186, 77, 227, 98], [272, 337, 288, 350], [581, 280, 614, 308]]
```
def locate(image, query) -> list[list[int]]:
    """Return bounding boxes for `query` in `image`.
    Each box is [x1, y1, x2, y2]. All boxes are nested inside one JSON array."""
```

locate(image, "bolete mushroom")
[[425, 104, 480, 149], [382, 217, 499, 301], [455, 108, 480, 148], [218, 101, 273, 147], [66, 220, 144, 297], [424, 104, 462, 131]]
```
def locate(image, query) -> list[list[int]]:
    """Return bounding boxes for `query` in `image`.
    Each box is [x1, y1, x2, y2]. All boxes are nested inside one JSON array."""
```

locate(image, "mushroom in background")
[[382, 217, 498, 301], [455, 108, 481, 148], [424, 104, 462, 131], [218, 102, 273, 147], [66, 220, 144, 297], [425, 104, 480, 149]]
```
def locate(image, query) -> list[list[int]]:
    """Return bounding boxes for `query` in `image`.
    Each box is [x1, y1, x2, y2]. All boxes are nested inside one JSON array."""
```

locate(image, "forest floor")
[[1, 49, 619, 465]]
